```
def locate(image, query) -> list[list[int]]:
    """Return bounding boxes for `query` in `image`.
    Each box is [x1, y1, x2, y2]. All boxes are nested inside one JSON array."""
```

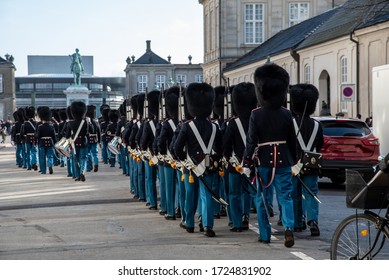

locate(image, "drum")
[[55, 137, 71, 158], [108, 136, 120, 155]]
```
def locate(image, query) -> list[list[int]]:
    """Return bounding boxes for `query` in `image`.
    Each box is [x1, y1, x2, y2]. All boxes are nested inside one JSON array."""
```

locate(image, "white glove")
[[292, 162, 303, 176], [242, 167, 251, 178]]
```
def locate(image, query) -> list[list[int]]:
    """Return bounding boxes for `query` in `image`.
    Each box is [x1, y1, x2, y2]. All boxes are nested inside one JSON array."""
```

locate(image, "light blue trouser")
[[73, 146, 87, 179], [101, 140, 108, 164], [39, 146, 54, 174], [16, 143, 24, 167], [184, 173, 199, 229], [292, 174, 319, 225], [199, 173, 216, 229], [137, 160, 146, 200], [120, 146, 127, 174], [145, 160, 157, 207], [158, 164, 167, 212], [176, 170, 186, 221], [228, 172, 244, 228], [256, 166, 294, 241], [164, 165, 176, 217], [87, 143, 99, 171], [25, 143, 38, 169]]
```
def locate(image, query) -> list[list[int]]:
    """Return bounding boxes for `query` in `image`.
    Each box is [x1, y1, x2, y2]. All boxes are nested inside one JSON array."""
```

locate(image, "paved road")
[[0, 140, 356, 260]]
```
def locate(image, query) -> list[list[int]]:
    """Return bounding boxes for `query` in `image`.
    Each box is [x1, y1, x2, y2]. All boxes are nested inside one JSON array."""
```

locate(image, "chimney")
[[146, 40, 151, 52]]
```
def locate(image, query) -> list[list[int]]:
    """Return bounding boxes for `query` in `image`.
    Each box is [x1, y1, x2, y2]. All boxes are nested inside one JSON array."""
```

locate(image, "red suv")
[[314, 117, 380, 185]]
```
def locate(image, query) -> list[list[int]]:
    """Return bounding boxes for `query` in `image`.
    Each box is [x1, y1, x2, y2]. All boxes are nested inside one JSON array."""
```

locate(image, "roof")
[[224, 8, 337, 72], [296, 0, 389, 50], [132, 40, 170, 65], [224, 0, 389, 72]]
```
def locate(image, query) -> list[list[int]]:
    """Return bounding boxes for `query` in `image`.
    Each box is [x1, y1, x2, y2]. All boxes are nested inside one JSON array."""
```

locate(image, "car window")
[[321, 121, 371, 137]]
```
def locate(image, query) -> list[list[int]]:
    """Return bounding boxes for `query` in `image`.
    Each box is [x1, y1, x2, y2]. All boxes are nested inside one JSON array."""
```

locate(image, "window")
[[176, 75, 187, 87], [289, 3, 309, 26], [137, 75, 148, 93], [244, 3, 264, 44], [155, 75, 166, 90], [304, 64, 310, 84], [195, 74, 203, 83], [35, 83, 52, 90], [0, 74, 3, 94]]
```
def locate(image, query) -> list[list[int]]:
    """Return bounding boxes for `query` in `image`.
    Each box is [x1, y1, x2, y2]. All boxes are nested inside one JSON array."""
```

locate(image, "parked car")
[[314, 116, 380, 185]]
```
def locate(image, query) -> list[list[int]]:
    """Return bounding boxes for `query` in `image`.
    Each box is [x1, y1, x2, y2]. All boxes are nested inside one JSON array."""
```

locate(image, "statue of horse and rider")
[[70, 48, 84, 86]]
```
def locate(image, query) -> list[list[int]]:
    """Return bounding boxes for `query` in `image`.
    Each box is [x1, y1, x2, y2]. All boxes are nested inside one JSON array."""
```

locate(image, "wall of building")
[[0, 61, 16, 120]]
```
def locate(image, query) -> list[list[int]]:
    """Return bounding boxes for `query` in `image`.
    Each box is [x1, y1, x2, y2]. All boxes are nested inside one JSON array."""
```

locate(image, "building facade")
[[15, 55, 125, 115], [222, 0, 389, 120], [0, 54, 16, 120], [198, 0, 347, 86], [124, 40, 203, 96]]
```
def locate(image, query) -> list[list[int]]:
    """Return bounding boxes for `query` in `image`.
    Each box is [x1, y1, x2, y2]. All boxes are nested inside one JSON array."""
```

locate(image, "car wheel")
[[330, 176, 345, 185]]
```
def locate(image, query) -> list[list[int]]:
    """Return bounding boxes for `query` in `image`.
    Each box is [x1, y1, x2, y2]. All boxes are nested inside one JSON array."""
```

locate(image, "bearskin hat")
[[130, 95, 138, 119], [100, 104, 110, 115], [59, 108, 68, 122], [232, 82, 257, 119], [119, 100, 126, 117], [147, 90, 160, 119], [51, 109, 60, 123], [25, 106, 35, 119], [86, 105, 97, 119], [70, 101, 87, 121], [289, 84, 319, 116], [108, 109, 119, 123], [185, 83, 214, 118], [165, 86, 179, 120], [66, 106, 73, 120], [17, 108, 25, 122], [254, 63, 289, 109], [136, 93, 145, 119], [213, 86, 225, 119], [38, 106, 51, 122], [13, 111, 19, 122], [102, 107, 110, 122]]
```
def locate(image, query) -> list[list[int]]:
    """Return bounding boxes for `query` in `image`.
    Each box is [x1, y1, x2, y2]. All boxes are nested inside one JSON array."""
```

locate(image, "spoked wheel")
[[330, 213, 382, 260]]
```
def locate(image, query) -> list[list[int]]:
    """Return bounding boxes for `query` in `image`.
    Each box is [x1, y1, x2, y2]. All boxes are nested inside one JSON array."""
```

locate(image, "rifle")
[[143, 87, 149, 121], [178, 80, 185, 123]]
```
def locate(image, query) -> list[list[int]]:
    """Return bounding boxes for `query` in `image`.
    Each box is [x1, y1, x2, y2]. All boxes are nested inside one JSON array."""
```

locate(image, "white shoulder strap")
[[235, 118, 246, 148], [188, 121, 216, 154], [168, 119, 176, 132], [293, 118, 318, 152], [149, 120, 156, 136], [74, 120, 85, 140]]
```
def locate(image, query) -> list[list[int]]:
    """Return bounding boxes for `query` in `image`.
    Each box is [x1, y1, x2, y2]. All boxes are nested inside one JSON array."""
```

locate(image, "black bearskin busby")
[[289, 84, 319, 116], [13, 111, 19, 122], [136, 93, 145, 119], [147, 90, 160, 119], [66, 106, 73, 120], [70, 101, 87, 121], [165, 86, 179, 120], [86, 105, 97, 119], [232, 82, 257, 119], [25, 106, 35, 119], [213, 86, 225, 119], [130, 95, 138, 119], [38, 106, 51, 122], [102, 107, 110, 122], [100, 104, 110, 116], [254, 63, 289, 109], [108, 109, 119, 123], [17, 108, 25, 122], [185, 82, 214, 118], [51, 109, 60, 123], [59, 108, 68, 122]]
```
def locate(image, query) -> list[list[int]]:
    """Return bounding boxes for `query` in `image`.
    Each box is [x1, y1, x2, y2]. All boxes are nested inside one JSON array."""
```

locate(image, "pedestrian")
[[243, 63, 298, 247]]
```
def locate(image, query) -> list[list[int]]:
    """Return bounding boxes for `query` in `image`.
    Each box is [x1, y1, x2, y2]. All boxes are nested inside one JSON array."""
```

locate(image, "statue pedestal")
[[64, 85, 91, 106]]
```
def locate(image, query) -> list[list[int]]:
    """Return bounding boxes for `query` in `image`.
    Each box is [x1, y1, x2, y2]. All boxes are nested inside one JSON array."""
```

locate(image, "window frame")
[[244, 3, 264, 44], [137, 75, 148, 93], [289, 2, 310, 27]]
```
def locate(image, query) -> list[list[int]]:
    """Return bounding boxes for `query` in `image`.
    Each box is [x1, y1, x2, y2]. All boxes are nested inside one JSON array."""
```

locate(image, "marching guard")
[[223, 82, 257, 232], [243, 63, 298, 247], [36, 106, 57, 174], [174, 82, 223, 237], [86, 105, 101, 172], [289, 84, 324, 236], [21, 106, 38, 171]]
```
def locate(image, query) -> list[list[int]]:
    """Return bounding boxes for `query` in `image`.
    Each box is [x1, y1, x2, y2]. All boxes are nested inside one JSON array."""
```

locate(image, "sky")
[[0, 0, 204, 77]]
